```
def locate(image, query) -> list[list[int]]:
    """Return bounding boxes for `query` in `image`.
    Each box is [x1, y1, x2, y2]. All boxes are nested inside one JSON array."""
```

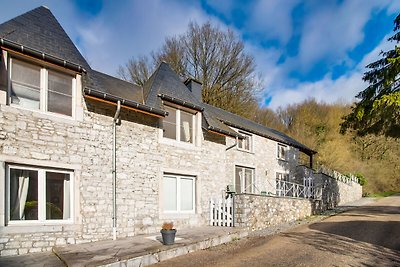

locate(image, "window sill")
[[4, 104, 79, 125], [159, 137, 200, 150], [1, 222, 78, 234], [236, 147, 255, 154], [160, 212, 196, 220]]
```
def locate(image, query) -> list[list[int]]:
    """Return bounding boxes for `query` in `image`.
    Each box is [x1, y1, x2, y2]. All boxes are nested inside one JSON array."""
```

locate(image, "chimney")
[[184, 78, 202, 102]]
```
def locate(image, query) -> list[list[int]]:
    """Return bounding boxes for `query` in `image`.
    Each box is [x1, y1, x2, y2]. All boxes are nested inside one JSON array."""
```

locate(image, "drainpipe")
[[226, 136, 239, 151], [112, 100, 121, 240]]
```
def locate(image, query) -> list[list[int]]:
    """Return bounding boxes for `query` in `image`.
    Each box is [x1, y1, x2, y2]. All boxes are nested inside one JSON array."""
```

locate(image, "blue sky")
[[1, 0, 399, 109]]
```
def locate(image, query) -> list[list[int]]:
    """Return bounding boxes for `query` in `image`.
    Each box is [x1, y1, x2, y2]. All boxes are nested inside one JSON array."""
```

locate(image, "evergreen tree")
[[341, 13, 400, 138]]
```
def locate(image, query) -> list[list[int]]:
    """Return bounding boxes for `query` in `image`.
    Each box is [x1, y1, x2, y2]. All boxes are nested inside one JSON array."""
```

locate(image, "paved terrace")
[[0, 226, 248, 267]]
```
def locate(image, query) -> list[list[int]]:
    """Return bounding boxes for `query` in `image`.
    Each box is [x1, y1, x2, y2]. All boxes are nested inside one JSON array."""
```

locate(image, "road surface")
[[151, 195, 400, 266]]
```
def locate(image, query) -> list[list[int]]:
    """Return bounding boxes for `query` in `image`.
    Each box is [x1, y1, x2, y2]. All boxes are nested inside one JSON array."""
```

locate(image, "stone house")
[[0, 6, 317, 256]]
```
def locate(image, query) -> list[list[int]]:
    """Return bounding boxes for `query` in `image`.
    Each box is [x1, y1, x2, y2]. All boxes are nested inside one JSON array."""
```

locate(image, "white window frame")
[[276, 171, 289, 181], [7, 56, 77, 118], [237, 130, 253, 152], [277, 143, 288, 160], [5, 164, 74, 225], [235, 166, 255, 193], [162, 104, 197, 145], [163, 174, 195, 214]]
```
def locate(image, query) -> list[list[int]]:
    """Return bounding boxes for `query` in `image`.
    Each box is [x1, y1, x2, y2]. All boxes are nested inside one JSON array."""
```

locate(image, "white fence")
[[276, 179, 322, 200], [209, 197, 234, 227]]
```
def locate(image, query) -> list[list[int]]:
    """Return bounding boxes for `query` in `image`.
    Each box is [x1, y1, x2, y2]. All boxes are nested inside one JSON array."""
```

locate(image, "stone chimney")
[[184, 78, 202, 102]]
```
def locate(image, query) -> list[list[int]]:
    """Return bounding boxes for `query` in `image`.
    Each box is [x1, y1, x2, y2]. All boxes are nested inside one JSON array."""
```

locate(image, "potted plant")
[[160, 221, 176, 245]]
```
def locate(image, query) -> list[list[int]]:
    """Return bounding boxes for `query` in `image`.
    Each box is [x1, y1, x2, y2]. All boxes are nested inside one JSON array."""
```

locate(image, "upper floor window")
[[9, 57, 74, 117], [6, 164, 73, 224], [237, 131, 252, 152], [277, 143, 288, 160], [163, 105, 196, 144]]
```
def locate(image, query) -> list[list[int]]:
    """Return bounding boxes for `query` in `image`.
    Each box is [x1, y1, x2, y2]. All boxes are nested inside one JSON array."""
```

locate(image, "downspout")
[[226, 136, 239, 151], [112, 100, 121, 240]]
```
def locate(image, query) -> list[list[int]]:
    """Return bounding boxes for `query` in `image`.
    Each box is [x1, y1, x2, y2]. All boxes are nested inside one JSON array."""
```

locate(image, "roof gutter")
[[84, 87, 167, 117], [159, 94, 204, 111], [1, 38, 86, 73], [207, 125, 242, 139], [220, 119, 316, 155]]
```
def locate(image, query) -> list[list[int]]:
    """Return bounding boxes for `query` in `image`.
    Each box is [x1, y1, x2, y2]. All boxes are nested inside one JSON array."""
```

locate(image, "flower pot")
[[160, 229, 177, 245]]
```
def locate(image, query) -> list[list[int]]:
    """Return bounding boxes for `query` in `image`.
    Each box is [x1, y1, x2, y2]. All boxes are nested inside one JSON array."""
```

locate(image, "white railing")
[[276, 180, 322, 200], [209, 197, 233, 227]]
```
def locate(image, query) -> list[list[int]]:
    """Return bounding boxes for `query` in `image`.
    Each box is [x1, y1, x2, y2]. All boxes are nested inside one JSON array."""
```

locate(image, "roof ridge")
[[91, 69, 137, 86], [0, 6, 90, 68]]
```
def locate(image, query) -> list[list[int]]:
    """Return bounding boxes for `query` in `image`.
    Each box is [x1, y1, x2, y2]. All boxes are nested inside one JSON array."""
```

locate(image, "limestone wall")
[[315, 173, 362, 209], [0, 99, 232, 256], [234, 194, 314, 231]]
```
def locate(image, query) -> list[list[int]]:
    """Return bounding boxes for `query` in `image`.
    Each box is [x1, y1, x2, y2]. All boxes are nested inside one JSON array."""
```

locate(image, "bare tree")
[[118, 21, 260, 118]]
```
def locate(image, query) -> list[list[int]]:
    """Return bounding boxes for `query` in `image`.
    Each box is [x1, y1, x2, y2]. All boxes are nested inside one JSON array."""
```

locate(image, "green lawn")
[[367, 191, 398, 197]]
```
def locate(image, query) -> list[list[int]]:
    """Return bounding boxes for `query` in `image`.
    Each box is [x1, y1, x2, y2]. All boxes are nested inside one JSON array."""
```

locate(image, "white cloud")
[[296, 1, 396, 71], [75, 0, 212, 76], [266, 34, 394, 110], [246, 0, 301, 44]]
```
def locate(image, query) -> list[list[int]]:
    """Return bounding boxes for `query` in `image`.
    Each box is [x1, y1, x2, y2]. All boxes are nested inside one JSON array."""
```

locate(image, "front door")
[[235, 166, 254, 193]]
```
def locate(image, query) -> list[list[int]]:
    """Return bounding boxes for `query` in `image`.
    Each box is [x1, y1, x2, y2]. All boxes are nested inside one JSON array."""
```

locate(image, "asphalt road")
[[151, 195, 400, 267]]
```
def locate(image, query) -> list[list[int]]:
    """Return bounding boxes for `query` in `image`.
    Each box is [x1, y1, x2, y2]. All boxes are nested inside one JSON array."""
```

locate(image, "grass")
[[367, 191, 398, 198]]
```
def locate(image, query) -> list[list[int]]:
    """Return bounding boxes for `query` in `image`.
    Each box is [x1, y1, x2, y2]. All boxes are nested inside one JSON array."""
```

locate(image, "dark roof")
[[85, 70, 144, 103], [203, 103, 316, 154], [143, 62, 202, 109], [0, 6, 89, 69]]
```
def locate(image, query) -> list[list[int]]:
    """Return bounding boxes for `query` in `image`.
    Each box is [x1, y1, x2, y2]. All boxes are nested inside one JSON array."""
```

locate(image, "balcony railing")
[[275, 180, 322, 200]]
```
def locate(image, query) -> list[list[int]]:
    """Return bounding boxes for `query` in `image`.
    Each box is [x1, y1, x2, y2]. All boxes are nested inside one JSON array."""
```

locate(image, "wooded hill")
[[249, 99, 399, 194]]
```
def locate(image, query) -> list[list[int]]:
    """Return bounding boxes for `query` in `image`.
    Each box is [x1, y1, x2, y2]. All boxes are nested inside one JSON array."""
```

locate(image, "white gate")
[[209, 197, 234, 227]]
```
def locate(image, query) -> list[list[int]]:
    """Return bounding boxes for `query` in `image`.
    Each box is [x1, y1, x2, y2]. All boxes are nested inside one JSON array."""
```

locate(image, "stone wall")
[[315, 173, 362, 209], [234, 194, 314, 231], [234, 171, 362, 231], [0, 98, 233, 256]]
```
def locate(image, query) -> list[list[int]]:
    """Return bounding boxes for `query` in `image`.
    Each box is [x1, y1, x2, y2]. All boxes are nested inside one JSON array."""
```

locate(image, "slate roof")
[[0, 6, 89, 69], [142, 62, 241, 138], [203, 103, 316, 153], [143, 62, 203, 109], [85, 70, 144, 103]]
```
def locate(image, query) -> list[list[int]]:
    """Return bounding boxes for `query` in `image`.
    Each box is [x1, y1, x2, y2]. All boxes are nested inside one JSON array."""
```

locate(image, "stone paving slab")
[[0, 251, 64, 267], [53, 226, 248, 267]]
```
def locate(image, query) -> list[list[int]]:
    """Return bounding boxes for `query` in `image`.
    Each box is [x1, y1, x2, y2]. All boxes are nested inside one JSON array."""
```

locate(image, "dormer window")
[[277, 143, 288, 160], [163, 105, 196, 144], [9, 57, 74, 117], [237, 130, 252, 152]]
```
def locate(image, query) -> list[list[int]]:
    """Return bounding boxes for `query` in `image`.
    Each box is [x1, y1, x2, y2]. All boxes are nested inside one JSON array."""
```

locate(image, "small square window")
[[237, 131, 252, 152], [277, 144, 288, 160], [162, 104, 196, 144]]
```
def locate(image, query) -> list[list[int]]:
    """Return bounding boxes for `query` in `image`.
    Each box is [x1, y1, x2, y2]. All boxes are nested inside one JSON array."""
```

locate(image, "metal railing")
[[275, 180, 322, 200]]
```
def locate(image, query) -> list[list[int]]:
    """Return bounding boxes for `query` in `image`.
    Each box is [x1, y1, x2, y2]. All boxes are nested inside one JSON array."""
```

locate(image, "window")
[[237, 131, 252, 151], [6, 165, 73, 223], [235, 166, 255, 193], [163, 174, 195, 213], [276, 172, 289, 181], [9, 57, 74, 116], [277, 144, 288, 160], [163, 105, 196, 144]]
